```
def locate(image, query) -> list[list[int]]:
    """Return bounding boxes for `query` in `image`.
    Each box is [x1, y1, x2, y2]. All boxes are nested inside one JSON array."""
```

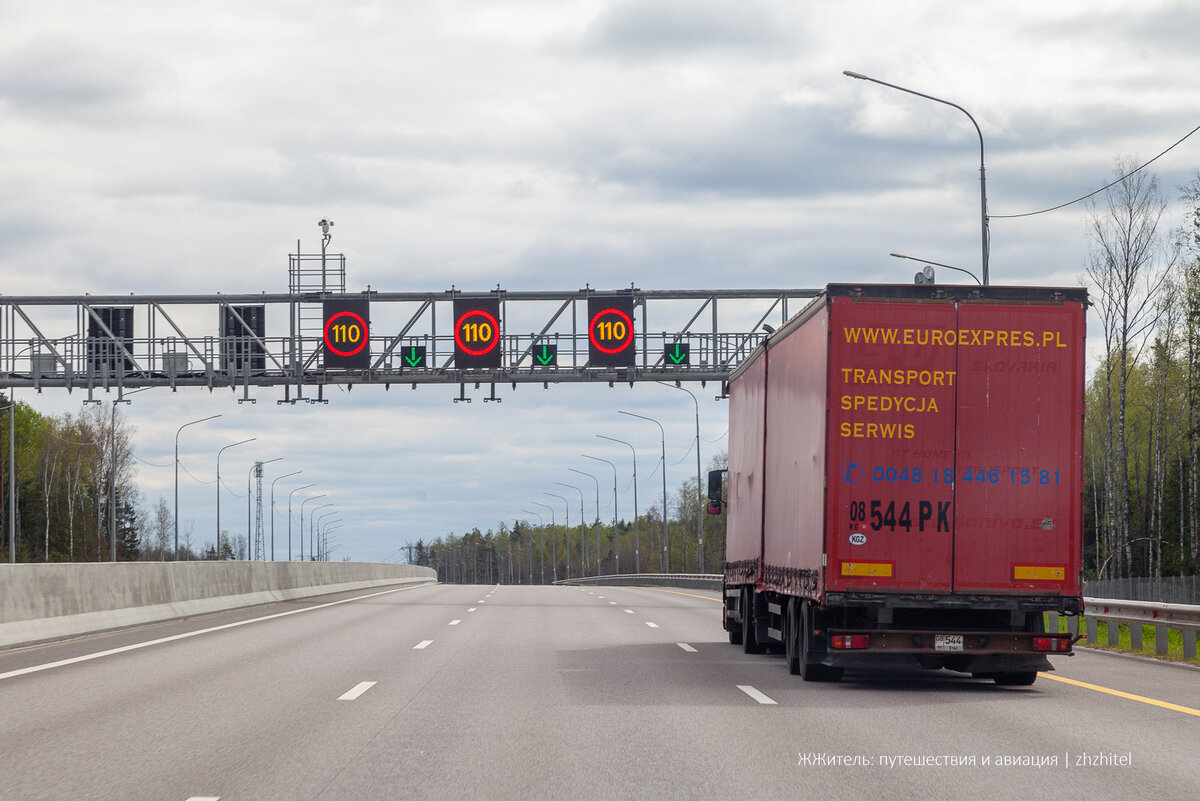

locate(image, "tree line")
[[409, 456, 729, 584], [0, 396, 238, 562], [1084, 164, 1200, 580]]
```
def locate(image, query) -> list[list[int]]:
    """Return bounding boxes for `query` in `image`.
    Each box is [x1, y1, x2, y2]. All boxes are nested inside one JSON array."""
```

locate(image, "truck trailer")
[[710, 283, 1086, 684]]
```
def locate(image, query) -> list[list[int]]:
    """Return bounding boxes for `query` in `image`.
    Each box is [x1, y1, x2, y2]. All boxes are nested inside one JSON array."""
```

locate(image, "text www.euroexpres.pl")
[[843, 327, 1067, 348]]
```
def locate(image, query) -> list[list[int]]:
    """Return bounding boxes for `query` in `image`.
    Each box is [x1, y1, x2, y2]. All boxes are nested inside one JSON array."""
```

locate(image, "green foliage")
[[413, 457, 729, 583], [0, 396, 141, 562]]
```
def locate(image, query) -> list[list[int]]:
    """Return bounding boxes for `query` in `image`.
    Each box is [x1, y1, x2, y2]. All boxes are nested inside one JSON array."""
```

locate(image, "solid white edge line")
[[0, 583, 434, 682], [677, 643, 697, 652], [737, 685, 778, 705], [337, 681, 377, 701], [413, 640, 434, 650]]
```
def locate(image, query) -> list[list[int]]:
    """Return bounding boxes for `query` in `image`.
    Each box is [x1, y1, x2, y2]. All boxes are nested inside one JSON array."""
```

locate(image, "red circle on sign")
[[324, 311, 369, 357], [589, 308, 634, 354], [455, 309, 500, 356]]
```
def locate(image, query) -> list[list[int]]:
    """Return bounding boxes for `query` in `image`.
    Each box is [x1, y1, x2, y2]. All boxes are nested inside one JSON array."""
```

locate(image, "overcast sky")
[[3, 0, 1198, 562]]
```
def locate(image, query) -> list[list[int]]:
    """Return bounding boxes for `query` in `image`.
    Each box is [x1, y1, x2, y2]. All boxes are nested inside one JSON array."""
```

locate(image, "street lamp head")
[[843, 70, 868, 80]]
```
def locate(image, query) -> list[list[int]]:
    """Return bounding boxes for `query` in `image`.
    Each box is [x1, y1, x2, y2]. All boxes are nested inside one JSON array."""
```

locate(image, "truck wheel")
[[993, 671, 1037, 686], [742, 587, 764, 654], [724, 585, 743, 645], [785, 599, 801, 675], [799, 601, 843, 683]]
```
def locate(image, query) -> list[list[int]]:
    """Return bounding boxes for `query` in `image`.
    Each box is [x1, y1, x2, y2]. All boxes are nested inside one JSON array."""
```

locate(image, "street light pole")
[[216, 438, 255, 559], [270, 471, 302, 561], [556, 482, 586, 577], [569, 468, 600, 577], [583, 454, 619, 575], [521, 508, 544, 584], [531, 501, 556, 582], [3, 398, 17, 564], [544, 492, 570, 580], [300, 495, 328, 562], [599, 434, 640, 572], [311, 506, 335, 560], [175, 414, 220, 560], [287, 483, 316, 561], [619, 411, 669, 572], [320, 519, 343, 561], [843, 69, 989, 285], [659, 382, 704, 572]]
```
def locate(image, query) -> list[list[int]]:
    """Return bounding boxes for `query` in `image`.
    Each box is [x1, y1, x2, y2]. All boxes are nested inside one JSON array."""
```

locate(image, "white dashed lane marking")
[[737, 685, 777, 705], [677, 643, 697, 652], [413, 640, 433, 650], [338, 681, 377, 701]]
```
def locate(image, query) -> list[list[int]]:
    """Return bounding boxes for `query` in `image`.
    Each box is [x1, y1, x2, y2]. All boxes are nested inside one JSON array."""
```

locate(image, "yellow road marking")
[[1041, 673, 1200, 717], [638, 587, 723, 603]]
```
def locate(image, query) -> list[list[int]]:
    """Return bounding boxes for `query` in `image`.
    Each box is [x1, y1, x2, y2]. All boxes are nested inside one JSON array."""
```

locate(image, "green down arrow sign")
[[535, 344, 557, 366], [404, 346, 426, 368], [666, 343, 690, 365]]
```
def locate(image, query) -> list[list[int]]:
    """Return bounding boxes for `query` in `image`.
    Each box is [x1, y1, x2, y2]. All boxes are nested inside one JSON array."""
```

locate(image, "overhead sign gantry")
[[0, 249, 820, 403]]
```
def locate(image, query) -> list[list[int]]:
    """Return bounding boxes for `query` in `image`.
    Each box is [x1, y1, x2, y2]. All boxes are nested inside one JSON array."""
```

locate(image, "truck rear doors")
[[825, 292, 1083, 597]]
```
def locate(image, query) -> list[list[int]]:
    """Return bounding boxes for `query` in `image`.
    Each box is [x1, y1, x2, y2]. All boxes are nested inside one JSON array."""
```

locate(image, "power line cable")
[[993, 121, 1200, 219]]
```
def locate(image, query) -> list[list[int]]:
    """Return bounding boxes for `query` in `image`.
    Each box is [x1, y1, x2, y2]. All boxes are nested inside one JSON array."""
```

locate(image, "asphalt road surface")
[[0, 583, 1196, 800]]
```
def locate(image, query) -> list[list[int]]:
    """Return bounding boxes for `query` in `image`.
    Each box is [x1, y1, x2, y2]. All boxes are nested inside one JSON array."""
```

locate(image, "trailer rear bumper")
[[819, 651, 1055, 676], [825, 592, 1082, 615], [827, 628, 1073, 655]]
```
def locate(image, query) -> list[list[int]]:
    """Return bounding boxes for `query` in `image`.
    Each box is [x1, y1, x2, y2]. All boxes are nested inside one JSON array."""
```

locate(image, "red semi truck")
[[709, 284, 1086, 684]]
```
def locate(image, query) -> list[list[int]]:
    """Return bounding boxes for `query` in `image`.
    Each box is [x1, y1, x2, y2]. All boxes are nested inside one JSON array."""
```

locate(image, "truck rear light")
[[831, 634, 870, 650], [1032, 636, 1071, 652]]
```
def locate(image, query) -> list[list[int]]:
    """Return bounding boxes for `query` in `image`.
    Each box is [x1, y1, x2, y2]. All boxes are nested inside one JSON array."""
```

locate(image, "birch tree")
[[1085, 159, 1174, 577]]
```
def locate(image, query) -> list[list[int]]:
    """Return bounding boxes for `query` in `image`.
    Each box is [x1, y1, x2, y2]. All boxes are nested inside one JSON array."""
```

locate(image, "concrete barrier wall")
[[0, 562, 437, 648]]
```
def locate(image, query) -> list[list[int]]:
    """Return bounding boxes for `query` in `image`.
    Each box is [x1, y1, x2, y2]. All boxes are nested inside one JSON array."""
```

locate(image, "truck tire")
[[742, 587, 765, 654], [993, 671, 1038, 686], [799, 601, 843, 683], [724, 585, 743, 645], [785, 598, 801, 675]]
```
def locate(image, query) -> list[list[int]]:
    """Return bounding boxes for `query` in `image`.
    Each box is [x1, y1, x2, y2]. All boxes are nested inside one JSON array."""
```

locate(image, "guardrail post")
[[1047, 612, 1059, 633], [1067, 615, 1079, 636], [1155, 625, 1168, 656], [1106, 619, 1119, 647], [1134, 624, 1147, 653], [1086, 616, 1098, 644], [1185, 630, 1197, 661]]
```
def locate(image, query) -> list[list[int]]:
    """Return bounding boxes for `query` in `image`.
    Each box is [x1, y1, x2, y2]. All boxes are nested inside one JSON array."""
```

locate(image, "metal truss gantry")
[[1, 257, 820, 403]]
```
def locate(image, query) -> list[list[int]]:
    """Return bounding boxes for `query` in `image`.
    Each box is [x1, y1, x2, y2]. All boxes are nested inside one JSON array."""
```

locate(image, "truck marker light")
[[841, 561, 893, 577], [1032, 636, 1071, 652], [832, 635, 870, 649], [1013, 565, 1065, 581]]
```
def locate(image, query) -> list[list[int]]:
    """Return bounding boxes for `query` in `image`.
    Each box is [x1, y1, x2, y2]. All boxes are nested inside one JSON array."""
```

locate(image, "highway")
[[0, 583, 1196, 800]]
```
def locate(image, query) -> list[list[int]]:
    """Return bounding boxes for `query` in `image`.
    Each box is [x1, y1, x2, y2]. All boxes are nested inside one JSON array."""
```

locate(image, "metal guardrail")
[[556, 573, 722, 590], [1077, 597, 1200, 660]]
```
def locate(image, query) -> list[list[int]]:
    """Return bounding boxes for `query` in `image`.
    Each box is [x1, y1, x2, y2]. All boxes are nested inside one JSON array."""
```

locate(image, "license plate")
[[934, 634, 964, 652]]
